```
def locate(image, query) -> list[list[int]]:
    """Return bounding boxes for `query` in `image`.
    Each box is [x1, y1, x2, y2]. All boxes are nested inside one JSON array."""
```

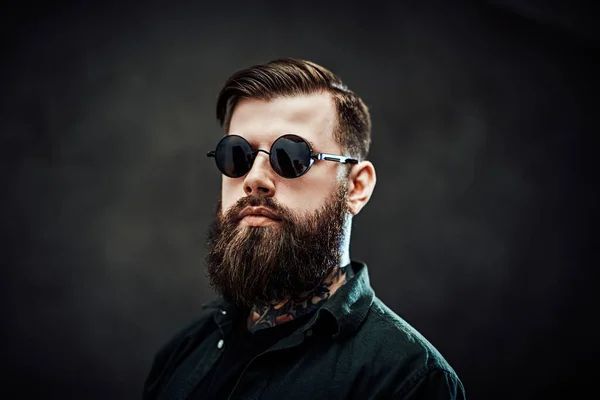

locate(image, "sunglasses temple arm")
[[207, 151, 216, 158], [313, 153, 359, 164]]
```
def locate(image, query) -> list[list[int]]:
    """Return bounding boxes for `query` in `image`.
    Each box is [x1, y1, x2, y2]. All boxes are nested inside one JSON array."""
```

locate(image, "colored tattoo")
[[247, 266, 350, 333]]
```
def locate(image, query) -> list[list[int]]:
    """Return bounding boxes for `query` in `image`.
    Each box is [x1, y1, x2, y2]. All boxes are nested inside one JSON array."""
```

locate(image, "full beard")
[[206, 184, 348, 309]]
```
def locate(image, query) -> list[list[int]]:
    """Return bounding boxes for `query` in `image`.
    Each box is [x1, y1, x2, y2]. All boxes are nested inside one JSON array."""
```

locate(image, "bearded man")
[[143, 59, 465, 399]]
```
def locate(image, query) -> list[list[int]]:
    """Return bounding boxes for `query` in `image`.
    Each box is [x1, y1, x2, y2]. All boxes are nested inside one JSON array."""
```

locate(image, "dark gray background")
[[2, 0, 598, 399]]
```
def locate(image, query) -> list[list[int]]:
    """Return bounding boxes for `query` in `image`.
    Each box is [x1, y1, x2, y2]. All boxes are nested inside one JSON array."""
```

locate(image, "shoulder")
[[352, 297, 464, 398], [363, 297, 453, 367], [143, 304, 219, 399]]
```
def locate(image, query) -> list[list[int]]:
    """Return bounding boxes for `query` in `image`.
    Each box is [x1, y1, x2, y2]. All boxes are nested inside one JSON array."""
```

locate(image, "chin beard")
[[206, 184, 348, 308]]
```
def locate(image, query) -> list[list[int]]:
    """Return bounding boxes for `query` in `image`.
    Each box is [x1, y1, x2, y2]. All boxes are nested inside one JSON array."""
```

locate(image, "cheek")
[[278, 174, 339, 214], [284, 191, 326, 215], [220, 179, 244, 214]]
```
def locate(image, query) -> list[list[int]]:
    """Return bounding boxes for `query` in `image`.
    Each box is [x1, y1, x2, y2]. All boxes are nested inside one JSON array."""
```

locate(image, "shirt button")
[[306, 329, 313, 337], [220, 310, 227, 315], [217, 339, 224, 349]]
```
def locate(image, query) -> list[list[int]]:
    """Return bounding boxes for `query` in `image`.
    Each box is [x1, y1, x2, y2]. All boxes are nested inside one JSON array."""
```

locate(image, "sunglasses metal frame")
[[207, 134, 359, 179]]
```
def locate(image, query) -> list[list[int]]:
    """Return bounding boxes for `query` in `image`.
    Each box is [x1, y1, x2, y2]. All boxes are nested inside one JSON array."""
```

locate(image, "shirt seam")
[[369, 305, 457, 376], [393, 366, 458, 399], [369, 305, 423, 343]]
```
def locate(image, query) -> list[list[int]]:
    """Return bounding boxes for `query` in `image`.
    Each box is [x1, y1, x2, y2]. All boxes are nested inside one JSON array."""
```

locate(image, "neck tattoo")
[[247, 265, 351, 333]]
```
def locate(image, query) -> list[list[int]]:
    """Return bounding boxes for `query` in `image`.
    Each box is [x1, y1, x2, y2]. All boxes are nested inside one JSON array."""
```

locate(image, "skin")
[[221, 92, 377, 331]]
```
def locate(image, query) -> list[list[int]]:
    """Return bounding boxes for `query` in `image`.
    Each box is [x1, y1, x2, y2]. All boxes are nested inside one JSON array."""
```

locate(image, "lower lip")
[[240, 215, 280, 226]]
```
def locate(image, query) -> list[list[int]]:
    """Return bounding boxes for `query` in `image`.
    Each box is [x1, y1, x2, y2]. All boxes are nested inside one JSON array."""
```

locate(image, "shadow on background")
[[1, 0, 598, 398]]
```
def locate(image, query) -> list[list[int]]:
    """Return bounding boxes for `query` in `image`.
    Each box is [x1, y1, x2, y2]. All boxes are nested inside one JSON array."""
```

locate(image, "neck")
[[247, 263, 351, 333]]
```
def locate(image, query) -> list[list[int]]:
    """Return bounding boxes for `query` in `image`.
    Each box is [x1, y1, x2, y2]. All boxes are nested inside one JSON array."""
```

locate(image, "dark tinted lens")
[[215, 135, 253, 178], [270, 135, 312, 178]]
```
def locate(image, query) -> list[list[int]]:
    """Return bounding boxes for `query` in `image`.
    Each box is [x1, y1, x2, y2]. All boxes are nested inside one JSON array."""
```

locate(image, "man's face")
[[206, 93, 350, 308], [220, 93, 346, 221]]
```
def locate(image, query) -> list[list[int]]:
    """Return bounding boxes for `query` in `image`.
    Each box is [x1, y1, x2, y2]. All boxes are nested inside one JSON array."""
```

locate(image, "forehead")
[[227, 93, 338, 150]]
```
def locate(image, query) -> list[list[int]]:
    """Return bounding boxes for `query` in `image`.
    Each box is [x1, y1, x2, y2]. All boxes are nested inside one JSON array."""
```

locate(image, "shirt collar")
[[202, 260, 375, 338], [318, 260, 374, 338]]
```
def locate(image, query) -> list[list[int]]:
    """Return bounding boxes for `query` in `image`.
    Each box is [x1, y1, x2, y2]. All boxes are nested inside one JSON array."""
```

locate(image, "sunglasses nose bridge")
[[249, 148, 270, 165], [254, 149, 271, 157], [247, 148, 272, 173]]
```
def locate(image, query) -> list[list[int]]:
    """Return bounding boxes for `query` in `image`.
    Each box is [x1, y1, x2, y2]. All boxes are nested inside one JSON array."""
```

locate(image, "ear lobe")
[[347, 161, 376, 216]]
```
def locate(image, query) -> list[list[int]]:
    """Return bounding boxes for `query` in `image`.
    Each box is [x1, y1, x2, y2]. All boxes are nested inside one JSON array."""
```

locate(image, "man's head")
[[206, 58, 376, 308]]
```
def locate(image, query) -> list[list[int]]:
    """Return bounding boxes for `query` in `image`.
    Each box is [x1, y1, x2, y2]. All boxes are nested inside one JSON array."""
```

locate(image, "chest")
[[167, 330, 373, 400], [214, 337, 369, 400]]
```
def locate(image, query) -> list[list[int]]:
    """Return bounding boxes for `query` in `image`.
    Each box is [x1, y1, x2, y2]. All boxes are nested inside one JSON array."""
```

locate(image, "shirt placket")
[[166, 308, 234, 400], [226, 323, 319, 400]]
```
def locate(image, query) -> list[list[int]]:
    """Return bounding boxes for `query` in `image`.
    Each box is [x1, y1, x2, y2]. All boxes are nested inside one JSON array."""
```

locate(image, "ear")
[[346, 161, 376, 216]]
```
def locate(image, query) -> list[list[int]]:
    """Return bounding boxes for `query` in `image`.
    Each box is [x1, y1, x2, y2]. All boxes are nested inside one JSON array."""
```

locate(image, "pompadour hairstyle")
[[216, 58, 371, 160]]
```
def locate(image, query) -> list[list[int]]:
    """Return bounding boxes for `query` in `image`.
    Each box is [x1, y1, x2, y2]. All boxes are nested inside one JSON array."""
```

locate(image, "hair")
[[216, 58, 371, 160]]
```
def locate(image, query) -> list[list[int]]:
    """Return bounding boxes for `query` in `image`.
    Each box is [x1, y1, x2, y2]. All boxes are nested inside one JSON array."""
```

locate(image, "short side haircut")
[[216, 58, 371, 160]]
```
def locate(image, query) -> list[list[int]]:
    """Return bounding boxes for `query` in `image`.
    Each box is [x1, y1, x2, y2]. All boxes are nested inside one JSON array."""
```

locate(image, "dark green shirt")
[[143, 261, 466, 399]]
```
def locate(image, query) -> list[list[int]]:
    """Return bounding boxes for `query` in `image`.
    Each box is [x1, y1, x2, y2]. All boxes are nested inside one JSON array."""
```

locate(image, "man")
[[143, 58, 465, 399]]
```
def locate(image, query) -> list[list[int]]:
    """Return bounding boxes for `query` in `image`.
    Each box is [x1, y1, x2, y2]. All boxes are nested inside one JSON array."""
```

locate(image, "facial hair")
[[206, 184, 348, 309]]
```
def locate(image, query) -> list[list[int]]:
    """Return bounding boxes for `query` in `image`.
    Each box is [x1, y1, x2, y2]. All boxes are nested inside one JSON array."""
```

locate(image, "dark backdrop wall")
[[2, 1, 598, 399]]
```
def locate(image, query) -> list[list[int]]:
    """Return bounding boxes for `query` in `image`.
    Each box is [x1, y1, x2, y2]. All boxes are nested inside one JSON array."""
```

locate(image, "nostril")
[[258, 187, 269, 193]]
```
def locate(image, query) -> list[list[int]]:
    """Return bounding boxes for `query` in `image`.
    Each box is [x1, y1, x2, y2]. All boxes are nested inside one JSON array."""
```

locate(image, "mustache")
[[222, 196, 293, 224]]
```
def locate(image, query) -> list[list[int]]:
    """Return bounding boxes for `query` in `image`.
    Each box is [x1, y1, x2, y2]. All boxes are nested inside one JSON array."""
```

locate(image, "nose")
[[243, 151, 275, 197]]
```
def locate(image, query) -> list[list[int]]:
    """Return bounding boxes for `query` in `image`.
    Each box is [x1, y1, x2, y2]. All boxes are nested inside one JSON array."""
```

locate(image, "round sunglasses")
[[207, 134, 358, 179]]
